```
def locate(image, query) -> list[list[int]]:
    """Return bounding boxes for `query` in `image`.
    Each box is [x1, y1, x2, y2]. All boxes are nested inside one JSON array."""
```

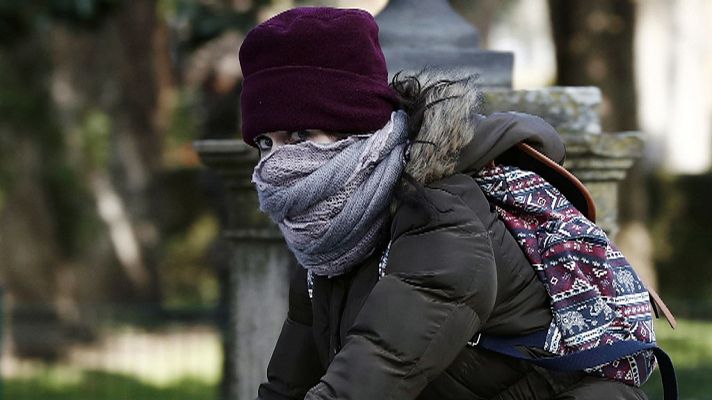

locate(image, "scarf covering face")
[[252, 110, 408, 277]]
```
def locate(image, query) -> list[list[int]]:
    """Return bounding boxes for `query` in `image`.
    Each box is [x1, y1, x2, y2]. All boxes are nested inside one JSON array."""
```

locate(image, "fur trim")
[[403, 69, 482, 185]]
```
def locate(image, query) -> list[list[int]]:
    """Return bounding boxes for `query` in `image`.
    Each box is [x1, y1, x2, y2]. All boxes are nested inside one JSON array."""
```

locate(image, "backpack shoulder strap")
[[471, 331, 678, 400], [649, 287, 678, 329]]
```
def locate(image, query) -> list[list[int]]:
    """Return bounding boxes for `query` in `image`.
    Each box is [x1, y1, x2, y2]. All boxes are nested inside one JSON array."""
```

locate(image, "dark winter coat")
[[256, 75, 648, 400]]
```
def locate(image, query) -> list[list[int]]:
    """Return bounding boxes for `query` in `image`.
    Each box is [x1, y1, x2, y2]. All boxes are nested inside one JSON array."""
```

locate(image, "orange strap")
[[649, 288, 678, 330]]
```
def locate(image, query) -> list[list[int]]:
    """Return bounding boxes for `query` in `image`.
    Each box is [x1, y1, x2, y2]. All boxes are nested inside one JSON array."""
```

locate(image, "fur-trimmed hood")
[[402, 70, 567, 186]]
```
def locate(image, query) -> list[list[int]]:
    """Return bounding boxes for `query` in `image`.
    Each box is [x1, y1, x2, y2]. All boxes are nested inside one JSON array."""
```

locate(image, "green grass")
[[643, 319, 712, 400], [2, 326, 221, 400], [2, 319, 711, 399], [5, 369, 216, 400]]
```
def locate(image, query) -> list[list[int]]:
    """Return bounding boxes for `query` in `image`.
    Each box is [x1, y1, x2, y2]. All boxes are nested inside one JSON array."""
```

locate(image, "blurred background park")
[[0, 0, 711, 399]]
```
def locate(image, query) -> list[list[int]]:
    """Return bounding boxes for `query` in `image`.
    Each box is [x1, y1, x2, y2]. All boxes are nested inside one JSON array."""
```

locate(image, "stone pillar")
[[376, 0, 513, 87], [193, 140, 291, 400], [482, 87, 644, 237]]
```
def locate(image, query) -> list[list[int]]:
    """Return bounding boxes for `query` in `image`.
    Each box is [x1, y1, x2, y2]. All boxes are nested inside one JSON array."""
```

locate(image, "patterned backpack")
[[470, 161, 677, 399], [315, 144, 678, 398]]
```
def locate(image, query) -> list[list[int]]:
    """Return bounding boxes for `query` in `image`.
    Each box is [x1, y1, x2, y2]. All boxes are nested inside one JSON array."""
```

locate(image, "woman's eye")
[[255, 135, 273, 151], [290, 130, 310, 142]]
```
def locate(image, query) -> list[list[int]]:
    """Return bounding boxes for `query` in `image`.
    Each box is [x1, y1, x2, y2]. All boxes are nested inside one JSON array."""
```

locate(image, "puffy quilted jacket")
[[257, 74, 649, 400]]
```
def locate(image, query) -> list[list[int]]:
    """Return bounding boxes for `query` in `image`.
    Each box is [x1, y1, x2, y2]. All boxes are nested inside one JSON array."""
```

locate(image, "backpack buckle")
[[467, 333, 482, 347]]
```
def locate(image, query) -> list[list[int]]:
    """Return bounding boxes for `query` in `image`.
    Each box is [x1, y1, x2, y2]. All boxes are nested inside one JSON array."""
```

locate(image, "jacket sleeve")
[[305, 174, 498, 400], [257, 263, 325, 400]]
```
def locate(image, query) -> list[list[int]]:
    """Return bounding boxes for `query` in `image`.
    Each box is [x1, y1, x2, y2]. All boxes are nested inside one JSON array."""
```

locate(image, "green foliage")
[[160, 0, 274, 50], [649, 172, 712, 311], [43, 161, 97, 258], [0, 35, 61, 193], [47, 0, 118, 27], [35, 110, 113, 258], [5, 324, 220, 399], [5, 370, 216, 400], [643, 319, 712, 400], [159, 214, 220, 308], [75, 109, 112, 170], [166, 89, 201, 146], [0, 37, 93, 258], [0, 44, 57, 142], [0, 0, 117, 42]]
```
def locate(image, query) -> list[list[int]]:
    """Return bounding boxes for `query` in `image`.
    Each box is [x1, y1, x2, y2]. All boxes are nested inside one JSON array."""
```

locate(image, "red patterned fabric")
[[475, 164, 657, 387]]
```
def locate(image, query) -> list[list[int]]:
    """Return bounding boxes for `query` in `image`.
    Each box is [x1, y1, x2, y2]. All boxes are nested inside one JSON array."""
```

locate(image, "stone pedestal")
[[193, 140, 291, 400], [482, 87, 644, 237]]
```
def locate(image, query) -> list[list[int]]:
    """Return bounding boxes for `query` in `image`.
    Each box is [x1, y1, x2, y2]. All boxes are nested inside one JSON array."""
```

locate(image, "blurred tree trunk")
[[114, 0, 165, 173], [548, 0, 656, 289], [548, 0, 637, 132], [48, 0, 175, 304], [110, 0, 171, 303], [0, 31, 77, 359]]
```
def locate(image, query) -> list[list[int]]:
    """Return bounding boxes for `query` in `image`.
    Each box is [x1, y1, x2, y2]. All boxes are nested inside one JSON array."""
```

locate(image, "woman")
[[239, 6, 650, 400]]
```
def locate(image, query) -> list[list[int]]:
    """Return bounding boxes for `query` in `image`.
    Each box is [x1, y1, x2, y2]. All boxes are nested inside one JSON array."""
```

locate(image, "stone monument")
[[192, 140, 291, 400], [376, 0, 513, 87]]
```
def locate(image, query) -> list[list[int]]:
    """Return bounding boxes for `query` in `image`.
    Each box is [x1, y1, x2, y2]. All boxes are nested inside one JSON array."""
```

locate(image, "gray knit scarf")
[[251, 110, 409, 277]]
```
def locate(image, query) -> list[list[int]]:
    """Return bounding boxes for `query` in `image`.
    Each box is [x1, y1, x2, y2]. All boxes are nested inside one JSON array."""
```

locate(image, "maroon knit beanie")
[[238, 7, 400, 147]]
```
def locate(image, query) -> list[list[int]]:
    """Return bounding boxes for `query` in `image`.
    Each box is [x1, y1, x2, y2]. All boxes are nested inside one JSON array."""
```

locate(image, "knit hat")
[[238, 7, 400, 147]]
